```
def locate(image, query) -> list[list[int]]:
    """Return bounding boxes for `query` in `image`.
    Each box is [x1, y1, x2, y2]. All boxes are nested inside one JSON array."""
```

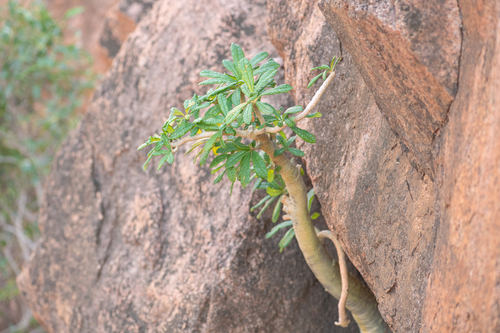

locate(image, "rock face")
[[268, 1, 436, 332], [17, 0, 500, 332], [317, 0, 500, 332], [17, 0, 358, 332]]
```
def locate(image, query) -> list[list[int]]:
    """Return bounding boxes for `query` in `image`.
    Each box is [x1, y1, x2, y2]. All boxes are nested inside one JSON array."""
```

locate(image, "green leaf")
[[239, 152, 252, 187], [251, 194, 271, 212], [238, 58, 254, 92], [199, 77, 233, 85], [288, 148, 305, 157], [307, 188, 315, 212], [255, 69, 278, 91], [284, 118, 296, 127], [331, 56, 341, 70], [222, 59, 241, 79], [310, 65, 331, 71], [278, 228, 296, 252], [252, 151, 268, 179], [266, 221, 293, 238], [210, 154, 230, 168], [266, 187, 282, 197], [231, 88, 241, 105], [213, 170, 226, 184], [218, 94, 229, 116], [231, 43, 245, 66], [157, 151, 174, 170], [311, 212, 320, 220], [225, 102, 247, 124], [200, 70, 227, 79], [284, 105, 303, 115], [267, 169, 274, 182], [307, 73, 323, 89], [272, 195, 283, 223], [242, 104, 253, 124], [64, 6, 84, 19], [260, 84, 292, 96], [226, 150, 248, 168], [200, 132, 220, 165], [330, 56, 337, 70], [250, 52, 269, 66], [256, 101, 276, 115], [257, 196, 277, 219], [276, 134, 287, 147], [306, 112, 322, 118], [204, 105, 222, 119], [254, 59, 280, 75], [291, 126, 316, 143], [273, 148, 286, 157], [226, 166, 236, 182], [170, 123, 195, 140]]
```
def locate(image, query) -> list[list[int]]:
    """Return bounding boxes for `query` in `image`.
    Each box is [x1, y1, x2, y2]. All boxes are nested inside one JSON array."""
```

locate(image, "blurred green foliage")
[[0, 1, 95, 331]]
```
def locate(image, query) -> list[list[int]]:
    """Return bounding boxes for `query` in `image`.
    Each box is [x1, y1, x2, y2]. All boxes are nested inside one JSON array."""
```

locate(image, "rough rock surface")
[[318, 0, 462, 179], [421, 1, 500, 331], [268, 1, 436, 332], [17, 0, 358, 332], [317, 0, 500, 332]]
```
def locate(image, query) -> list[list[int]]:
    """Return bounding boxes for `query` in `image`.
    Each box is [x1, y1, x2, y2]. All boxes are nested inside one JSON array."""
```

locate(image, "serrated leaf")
[[307, 73, 323, 89], [274, 148, 286, 157], [231, 87, 241, 105], [255, 69, 278, 91], [251, 194, 271, 212], [278, 228, 296, 252], [222, 59, 241, 79], [226, 150, 249, 168], [170, 123, 195, 140], [307, 188, 315, 212], [252, 151, 268, 178], [260, 84, 292, 96], [231, 43, 245, 66], [257, 196, 277, 219], [250, 52, 269, 66], [266, 221, 293, 239], [200, 132, 220, 165], [288, 148, 305, 157], [239, 152, 252, 187], [200, 70, 227, 79], [267, 169, 274, 182], [272, 195, 283, 223], [210, 154, 230, 168], [284, 105, 303, 115], [243, 104, 253, 124], [240, 83, 251, 97], [256, 101, 276, 115], [291, 126, 316, 143], [238, 58, 254, 92]]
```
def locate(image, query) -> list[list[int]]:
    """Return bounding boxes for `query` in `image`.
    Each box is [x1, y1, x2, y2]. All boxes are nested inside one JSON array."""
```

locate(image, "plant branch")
[[169, 71, 336, 152], [317, 229, 350, 327], [255, 132, 387, 333]]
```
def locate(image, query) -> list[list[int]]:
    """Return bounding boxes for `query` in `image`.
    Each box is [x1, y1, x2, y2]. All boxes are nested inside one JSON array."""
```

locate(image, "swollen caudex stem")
[[255, 130, 387, 333], [140, 44, 387, 332]]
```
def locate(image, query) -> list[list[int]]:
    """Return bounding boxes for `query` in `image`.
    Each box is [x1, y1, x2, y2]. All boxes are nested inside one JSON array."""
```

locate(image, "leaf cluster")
[[141, 44, 335, 252]]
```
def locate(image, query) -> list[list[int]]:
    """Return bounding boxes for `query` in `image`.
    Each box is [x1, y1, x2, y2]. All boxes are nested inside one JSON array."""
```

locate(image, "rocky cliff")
[[18, 0, 500, 332]]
